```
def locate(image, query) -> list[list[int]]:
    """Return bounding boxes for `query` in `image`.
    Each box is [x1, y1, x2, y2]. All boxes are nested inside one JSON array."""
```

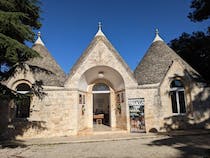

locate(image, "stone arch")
[[15, 83, 31, 118], [78, 65, 125, 92], [87, 79, 115, 93], [167, 75, 193, 114], [11, 79, 32, 91], [168, 76, 190, 90], [11, 81, 32, 119], [77, 66, 127, 130]]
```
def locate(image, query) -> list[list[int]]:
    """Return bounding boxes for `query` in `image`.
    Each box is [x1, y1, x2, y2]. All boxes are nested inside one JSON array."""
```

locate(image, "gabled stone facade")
[[0, 26, 210, 139]]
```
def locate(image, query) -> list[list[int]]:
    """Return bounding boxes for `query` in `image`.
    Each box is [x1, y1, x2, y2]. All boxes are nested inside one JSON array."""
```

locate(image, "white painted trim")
[[92, 90, 110, 94], [17, 91, 30, 94], [170, 87, 184, 91], [170, 88, 186, 114]]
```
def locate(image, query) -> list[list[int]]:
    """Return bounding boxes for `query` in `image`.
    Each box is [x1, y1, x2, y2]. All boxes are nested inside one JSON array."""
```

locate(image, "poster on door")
[[128, 98, 145, 133]]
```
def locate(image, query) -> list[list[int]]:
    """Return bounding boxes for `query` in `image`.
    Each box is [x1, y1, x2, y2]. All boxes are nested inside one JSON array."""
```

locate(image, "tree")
[[169, 0, 210, 83], [0, 0, 42, 99], [169, 30, 210, 82], [188, 0, 210, 22]]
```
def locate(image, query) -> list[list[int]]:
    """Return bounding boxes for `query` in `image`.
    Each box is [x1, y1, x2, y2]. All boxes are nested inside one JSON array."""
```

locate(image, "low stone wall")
[[0, 89, 79, 140], [126, 87, 160, 133]]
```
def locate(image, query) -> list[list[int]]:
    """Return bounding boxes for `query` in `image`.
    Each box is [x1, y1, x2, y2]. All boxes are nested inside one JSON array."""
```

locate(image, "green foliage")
[[169, 29, 210, 82], [188, 0, 210, 22], [0, 0, 42, 99], [0, 0, 41, 43], [0, 33, 40, 66], [169, 0, 210, 83]]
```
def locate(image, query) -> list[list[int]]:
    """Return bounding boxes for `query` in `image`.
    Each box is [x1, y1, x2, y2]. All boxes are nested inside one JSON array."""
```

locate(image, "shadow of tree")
[[148, 69, 210, 157], [0, 139, 27, 148], [148, 134, 210, 158], [161, 69, 210, 131]]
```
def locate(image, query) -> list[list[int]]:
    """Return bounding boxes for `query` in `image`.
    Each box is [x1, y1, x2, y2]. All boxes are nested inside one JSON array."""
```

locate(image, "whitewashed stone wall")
[[190, 84, 210, 129], [159, 60, 210, 131], [1, 36, 210, 140], [15, 89, 78, 139], [77, 91, 87, 131], [65, 39, 137, 90], [126, 87, 159, 133]]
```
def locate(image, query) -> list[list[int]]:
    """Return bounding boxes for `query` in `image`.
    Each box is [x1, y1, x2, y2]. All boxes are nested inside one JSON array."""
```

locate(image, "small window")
[[92, 83, 110, 91], [79, 94, 82, 104], [121, 92, 124, 103], [16, 83, 31, 118], [170, 80, 184, 88], [16, 83, 30, 94], [170, 80, 186, 114]]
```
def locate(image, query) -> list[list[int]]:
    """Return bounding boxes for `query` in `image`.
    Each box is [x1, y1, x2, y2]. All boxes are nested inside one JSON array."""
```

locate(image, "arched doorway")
[[15, 83, 31, 118], [78, 66, 127, 131], [92, 83, 110, 126]]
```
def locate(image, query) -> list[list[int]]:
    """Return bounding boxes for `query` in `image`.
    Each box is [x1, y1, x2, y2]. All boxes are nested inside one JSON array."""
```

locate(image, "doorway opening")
[[92, 83, 110, 126]]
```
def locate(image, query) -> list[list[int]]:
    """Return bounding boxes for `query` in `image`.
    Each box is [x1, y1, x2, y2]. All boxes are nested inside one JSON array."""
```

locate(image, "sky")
[[35, 0, 210, 73]]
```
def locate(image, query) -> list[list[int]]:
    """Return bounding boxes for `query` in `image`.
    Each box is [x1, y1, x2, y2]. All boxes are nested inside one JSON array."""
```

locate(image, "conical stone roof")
[[27, 33, 66, 86], [134, 34, 199, 85], [66, 23, 136, 83]]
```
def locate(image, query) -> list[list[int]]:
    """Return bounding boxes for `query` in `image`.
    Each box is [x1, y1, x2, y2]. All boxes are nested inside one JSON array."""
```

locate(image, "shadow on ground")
[[0, 140, 27, 149], [148, 133, 210, 158], [147, 70, 210, 157]]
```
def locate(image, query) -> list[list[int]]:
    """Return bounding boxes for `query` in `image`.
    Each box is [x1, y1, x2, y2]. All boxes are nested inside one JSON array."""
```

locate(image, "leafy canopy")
[[169, 0, 210, 83], [188, 0, 210, 22], [169, 29, 210, 82], [0, 0, 42, 98]]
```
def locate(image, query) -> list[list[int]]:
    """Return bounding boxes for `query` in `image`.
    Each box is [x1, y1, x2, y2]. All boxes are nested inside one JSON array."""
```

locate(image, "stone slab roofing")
[[28, 44, 66, 86], [134, 40, 199, 85], [66, 26, 136, 84]]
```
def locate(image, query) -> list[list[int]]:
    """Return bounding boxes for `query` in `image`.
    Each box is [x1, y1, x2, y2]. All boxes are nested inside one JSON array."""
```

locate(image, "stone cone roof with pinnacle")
[[67, 22, 136, 83], [28, 32, 66, 86], [134, 29, 200, 85]]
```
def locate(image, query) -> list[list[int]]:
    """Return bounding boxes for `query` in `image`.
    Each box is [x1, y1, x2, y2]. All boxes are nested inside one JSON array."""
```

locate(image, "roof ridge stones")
[[29, 27, 200, 87], [27, 32, 67, 86], [134, 30, 200, 85], [66, 35, 137, 85], [66, 24, 136, 85]]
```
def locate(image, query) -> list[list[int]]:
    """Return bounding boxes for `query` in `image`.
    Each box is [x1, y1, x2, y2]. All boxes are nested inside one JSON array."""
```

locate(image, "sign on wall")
[[128, 98, 145, 132]]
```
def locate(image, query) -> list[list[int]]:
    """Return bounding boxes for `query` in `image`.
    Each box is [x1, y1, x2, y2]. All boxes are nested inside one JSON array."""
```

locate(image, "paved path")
[[0, 133, 157, 146], [0, 132, 210, 158]]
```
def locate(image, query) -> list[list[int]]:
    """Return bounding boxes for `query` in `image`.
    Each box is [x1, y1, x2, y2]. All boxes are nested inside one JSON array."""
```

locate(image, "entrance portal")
[[92, 83, 110, 126]]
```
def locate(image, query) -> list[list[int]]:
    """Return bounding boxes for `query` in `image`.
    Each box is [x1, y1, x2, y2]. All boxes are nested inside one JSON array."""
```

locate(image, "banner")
[[128, 98, 145, 132]]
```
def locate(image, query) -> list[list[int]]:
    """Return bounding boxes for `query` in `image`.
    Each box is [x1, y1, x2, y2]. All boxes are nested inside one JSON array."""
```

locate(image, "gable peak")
[[95, 22, 105, 37], [34, 31, 45, 46], [153, 28, 164, 43]]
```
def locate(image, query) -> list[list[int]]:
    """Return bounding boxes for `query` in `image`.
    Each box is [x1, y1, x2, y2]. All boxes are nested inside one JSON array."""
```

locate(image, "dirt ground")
[[0, 134, 210, 158]]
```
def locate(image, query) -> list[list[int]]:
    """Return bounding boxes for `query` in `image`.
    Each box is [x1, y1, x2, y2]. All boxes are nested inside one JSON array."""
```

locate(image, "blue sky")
[[36, 0, 210, 73]]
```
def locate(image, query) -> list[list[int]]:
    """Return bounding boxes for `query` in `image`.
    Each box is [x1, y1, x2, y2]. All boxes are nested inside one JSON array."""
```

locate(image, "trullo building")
[[0, 24, 210, 139]]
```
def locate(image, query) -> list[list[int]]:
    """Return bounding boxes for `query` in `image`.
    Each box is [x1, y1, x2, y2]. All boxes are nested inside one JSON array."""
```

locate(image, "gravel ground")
[[0, 134, 210, 158]]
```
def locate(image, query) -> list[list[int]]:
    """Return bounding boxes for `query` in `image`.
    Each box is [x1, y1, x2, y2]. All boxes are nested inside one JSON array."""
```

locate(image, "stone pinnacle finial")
[[98, 22, 102, 30], [153, 28, 163, 43], [155, 28, 159, 35], [34, 31, 45, 46], [38, 31, 41, 37], [95, 22, 105, 37]]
